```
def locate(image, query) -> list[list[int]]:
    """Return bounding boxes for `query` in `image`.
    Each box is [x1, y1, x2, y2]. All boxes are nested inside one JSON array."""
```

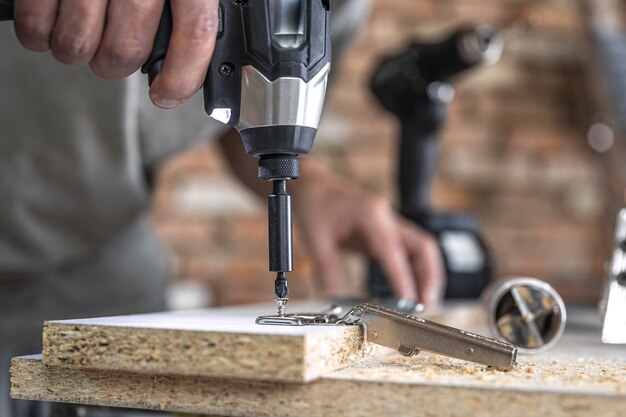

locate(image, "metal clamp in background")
[[484, 277, 567, 354]]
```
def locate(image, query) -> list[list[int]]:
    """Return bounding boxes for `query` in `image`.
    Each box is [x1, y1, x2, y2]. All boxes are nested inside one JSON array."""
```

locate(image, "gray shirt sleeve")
[[0, 25, 150, 270], [135, 75, 228, 166]]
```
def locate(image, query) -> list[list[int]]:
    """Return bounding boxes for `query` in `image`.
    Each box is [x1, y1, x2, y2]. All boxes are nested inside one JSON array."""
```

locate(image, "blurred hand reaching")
[[292, 161, 445, 308]]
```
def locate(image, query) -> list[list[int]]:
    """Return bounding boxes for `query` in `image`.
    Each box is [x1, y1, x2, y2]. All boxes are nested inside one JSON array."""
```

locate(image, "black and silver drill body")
[[369, 27, 503, 299], [0, 0, 331, 316], [144, 0, 332, 316]]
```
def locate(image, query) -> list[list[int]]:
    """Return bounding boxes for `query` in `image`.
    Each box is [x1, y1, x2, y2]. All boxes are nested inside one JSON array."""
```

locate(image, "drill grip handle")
[[0, 0, 14, 21], [141, 0, 173, 86], [398, 119, 442, 217]]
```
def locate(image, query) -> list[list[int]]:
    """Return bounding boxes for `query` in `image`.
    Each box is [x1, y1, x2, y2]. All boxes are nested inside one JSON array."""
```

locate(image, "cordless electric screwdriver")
[[0, 0, 332, 317], [369, 27, 503, 300]]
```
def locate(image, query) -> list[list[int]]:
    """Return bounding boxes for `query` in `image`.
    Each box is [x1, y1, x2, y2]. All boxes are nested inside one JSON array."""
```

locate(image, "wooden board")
[[41, 303, 381, 383], [12, 306, 626, 417], [40, 302, 480, 383], [11, 350, 626, 417]]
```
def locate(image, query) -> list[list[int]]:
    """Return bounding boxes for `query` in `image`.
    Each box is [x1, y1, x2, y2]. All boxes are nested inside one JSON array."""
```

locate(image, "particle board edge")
[[11, 355, 626, 417], [42, 320, 367, 383], [42, 321, 310, 382]]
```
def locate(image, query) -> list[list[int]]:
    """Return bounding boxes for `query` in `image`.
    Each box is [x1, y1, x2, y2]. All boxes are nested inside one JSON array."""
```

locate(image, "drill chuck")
[[259, 155, 301, 181]]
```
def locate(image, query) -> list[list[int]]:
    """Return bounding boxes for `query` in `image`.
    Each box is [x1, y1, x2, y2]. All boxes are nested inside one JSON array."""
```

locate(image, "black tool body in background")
[[369, 27, 504, 300]]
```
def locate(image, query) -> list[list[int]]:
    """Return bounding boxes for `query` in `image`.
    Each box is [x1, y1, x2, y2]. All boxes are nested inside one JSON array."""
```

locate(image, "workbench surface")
[[11, 305, 626, 417]]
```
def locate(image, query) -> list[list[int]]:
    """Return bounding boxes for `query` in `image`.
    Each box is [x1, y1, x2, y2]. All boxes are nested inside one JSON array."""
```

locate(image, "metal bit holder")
[[257, 303, 518, 370], [259, 156, 300, 317]]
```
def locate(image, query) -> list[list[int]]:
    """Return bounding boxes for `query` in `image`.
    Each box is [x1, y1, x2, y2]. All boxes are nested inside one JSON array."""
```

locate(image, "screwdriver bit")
[[275, 272, 289, 316], [268, 179, 293, 316]]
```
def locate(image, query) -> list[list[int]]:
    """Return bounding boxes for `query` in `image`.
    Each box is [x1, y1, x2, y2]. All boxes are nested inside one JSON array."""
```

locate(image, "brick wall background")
[[152, 0, 626, 306]]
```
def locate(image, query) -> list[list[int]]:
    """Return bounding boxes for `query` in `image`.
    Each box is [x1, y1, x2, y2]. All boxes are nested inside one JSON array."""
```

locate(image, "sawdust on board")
[[329, 353, 626, 393]]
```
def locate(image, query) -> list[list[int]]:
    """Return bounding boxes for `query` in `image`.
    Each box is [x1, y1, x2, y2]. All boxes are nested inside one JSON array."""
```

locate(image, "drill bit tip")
[[275, 272, 289, 316], [275, 298, 288, 317]]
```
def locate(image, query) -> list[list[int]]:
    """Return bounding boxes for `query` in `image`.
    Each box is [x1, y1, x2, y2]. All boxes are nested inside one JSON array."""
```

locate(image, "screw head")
[[219, 63, 234, 78], [369, 331, 378, 339], [398, 345, 414, 357]]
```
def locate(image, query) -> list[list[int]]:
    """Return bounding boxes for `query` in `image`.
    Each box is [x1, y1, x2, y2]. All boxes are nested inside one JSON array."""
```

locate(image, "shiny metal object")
[[275, 298, 288, 317], [237, 63, 331, 131], [340, 304, 517, 370], [270, 0, 306, 49], [256, 310, 342, 326], [426, 81, 456, 103], [209, 108, 232, 124], [393, 299, 426, 315], [258, 303, 517, 370], [486, 278, 566, 354], [599, 209, 626, 344], [330, 298, 425, 316], [258, 298, 424, 324], [459, 26, 504, 66]]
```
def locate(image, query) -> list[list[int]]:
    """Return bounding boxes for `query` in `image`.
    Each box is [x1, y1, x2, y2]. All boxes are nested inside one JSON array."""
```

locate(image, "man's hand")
[[292, 162, 445, 308], [13, 0, 218, 108]]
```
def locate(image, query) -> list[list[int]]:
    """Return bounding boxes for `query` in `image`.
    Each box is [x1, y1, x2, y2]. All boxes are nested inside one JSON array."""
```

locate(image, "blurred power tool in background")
[[0, 0, 332, 318], [368, 27, 504, 300]]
